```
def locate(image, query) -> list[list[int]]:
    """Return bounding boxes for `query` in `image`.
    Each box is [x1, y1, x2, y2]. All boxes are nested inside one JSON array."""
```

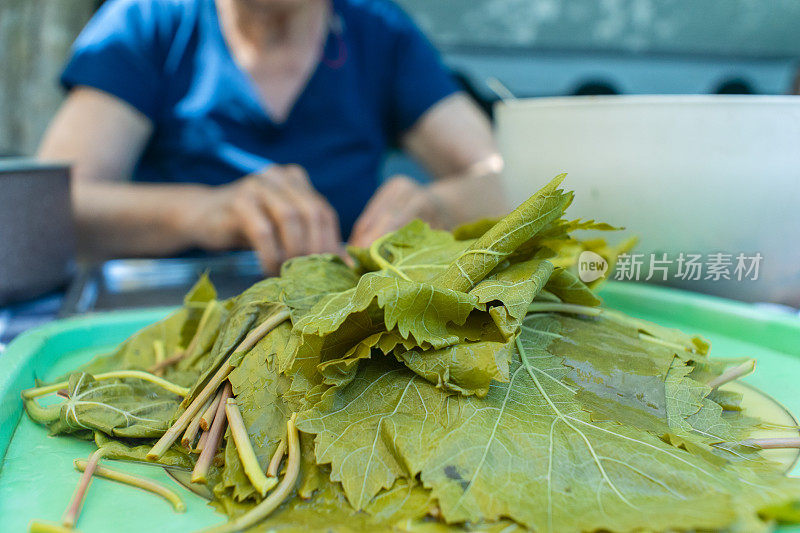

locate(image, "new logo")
[[578, 251, 608, 283]]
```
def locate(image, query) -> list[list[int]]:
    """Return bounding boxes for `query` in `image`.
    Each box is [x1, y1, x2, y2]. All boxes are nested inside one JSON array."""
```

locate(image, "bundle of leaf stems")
[[23, 308, 294, 532]]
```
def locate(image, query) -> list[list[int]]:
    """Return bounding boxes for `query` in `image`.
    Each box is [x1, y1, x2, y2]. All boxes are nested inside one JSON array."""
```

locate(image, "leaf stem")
[[739, 438, 800, 450], [150, 301, 219, 374], [225, 398, 278, 496], [638, 333, 696, 354], [74, 459, 186, 512], [534, 289, 561, 303], [195, 430, 209, 453], [147, 365, 232, 460], [459, 248, 505, 258], [152, 340, 166, 376], [191, 382, 232, 484], [707, 360, 756, 390], [236, 308, 292, 356], [154, 341, 165, 364], [28, 521, 74, 533], [62, 447, 107, 528], [23, 398, 62, 425], [23, 371, 189, 400], [185, 301, 218, 358], [200, 389, 224, 432], [149, 351, 185, 375], [266, 438, 287, 477], [527, 302, 602, 317], [199, 414, 300, 533], [182, 398, 212, 448], [369, 233, 412, 281], [147, 308, 289, 460]]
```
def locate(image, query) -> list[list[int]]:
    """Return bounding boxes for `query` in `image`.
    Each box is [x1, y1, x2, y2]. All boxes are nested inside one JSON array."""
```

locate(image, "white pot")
[[496, 95, 800, 305]]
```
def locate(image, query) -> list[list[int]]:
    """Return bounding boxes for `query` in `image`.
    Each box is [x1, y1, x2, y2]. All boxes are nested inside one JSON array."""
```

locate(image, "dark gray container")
[[0, 159, 75, 304]]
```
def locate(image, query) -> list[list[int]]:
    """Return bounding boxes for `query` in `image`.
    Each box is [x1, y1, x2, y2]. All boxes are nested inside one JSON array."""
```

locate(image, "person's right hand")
[[191, 164, 341, 273]]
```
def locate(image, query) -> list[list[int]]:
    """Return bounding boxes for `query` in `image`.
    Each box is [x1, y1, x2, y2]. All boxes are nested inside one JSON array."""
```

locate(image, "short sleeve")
[[60, 0, 171, 121], [384, 6, 459, 134]]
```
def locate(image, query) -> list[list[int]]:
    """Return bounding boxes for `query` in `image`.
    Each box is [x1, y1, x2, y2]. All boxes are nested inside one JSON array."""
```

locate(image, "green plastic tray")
[[1, 282, 799, 532]]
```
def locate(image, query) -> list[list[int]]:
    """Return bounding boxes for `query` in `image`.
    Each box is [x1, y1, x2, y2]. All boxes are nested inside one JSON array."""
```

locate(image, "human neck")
[[220, 0, 329, 47]]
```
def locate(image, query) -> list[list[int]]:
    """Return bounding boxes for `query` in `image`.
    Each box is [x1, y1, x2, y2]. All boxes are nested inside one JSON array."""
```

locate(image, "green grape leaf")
[[79, 308, 190, 376], [394, 335, 514, 397], [299, 333, 800, 532], [180, 299, 229, 370], [184, 256, 355, 406], [469, 257, 554, 338], [93, 432, 194, 469], [297, 359, 448, 509], [260, 478, 432, 532], [293, 272, 481, 352], [434, 173, 572, 292], [277, 254, 360, 318], [544, 267, 602, 306], [349, 220, 471, 282], [451, 217, 502, 241], [213, 477, 433, 532], [31, 373, 182, 439], [525, 314, 754, 451], [179, 273, 219, 343]]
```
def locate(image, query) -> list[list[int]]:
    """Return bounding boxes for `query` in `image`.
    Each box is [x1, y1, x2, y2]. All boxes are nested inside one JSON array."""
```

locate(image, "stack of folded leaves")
[[24, 175, 800, 532]]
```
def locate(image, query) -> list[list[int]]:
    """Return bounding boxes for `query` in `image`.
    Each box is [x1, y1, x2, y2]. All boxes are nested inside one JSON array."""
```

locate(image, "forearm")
[[428, 169, 507, 229], [35, 88, 195, 258], [400, 94, 508, 228], [72, 181, 215, 258]]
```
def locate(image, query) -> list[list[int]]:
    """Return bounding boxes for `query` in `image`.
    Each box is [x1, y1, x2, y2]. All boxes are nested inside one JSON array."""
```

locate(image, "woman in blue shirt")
[[38, 0, 505, 272]]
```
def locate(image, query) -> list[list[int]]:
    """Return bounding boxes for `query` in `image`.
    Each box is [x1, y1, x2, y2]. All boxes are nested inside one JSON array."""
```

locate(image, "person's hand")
[[191, 164, 341, 273], [349, 175, 446, 248]]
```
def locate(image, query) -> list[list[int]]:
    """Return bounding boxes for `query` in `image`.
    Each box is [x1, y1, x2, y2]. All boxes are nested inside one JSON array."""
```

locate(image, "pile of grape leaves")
[[23, 175, 800, 532]]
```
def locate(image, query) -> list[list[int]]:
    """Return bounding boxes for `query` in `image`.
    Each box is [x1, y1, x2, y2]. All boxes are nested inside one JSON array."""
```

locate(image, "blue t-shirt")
[[61, 0, 458, 236]]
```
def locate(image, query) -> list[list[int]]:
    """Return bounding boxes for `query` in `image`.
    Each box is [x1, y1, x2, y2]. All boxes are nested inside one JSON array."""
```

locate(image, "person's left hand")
[[349, 175, 446, 248]]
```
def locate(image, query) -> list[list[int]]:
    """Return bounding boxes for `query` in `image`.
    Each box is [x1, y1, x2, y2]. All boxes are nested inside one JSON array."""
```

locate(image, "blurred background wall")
[[0, 0, 95, 156], [397, 0, 800, 56], [395, 0, 800, 110], [1, 0, 799, 156]]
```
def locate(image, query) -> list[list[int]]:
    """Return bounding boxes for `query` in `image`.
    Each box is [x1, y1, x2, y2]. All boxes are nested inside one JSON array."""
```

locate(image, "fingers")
[[350, 178, 405, 247], [255, 187, 305, 259], [359, 177, 415, 230], [350, 176, 423, 248], [363, 195, 422, 244], [231, 194, 282, 274], [242, 165, 341, 265], [272, 166, 341, 254], [319, 206, 343, 253], [302, 195, 341, 253]]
